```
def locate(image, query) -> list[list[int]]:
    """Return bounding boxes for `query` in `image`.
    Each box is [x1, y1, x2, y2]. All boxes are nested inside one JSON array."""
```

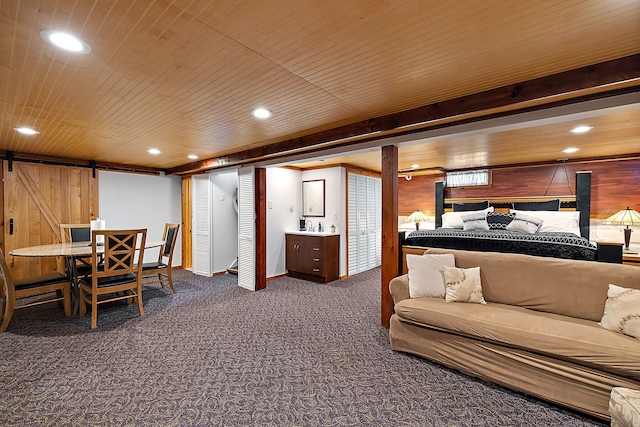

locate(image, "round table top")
[[9, 240, 165, 258]]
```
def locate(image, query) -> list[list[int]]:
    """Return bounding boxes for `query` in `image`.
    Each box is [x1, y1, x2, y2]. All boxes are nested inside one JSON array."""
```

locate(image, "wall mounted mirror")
[[302, 179, 325, 217]]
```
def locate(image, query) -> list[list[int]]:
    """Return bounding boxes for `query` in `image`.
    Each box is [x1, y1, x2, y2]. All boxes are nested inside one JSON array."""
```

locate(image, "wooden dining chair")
[[0, 249, 72, 332], [141, 223, 179, 293], [78, 229, 147, 329], [60, 223, 91, 244]]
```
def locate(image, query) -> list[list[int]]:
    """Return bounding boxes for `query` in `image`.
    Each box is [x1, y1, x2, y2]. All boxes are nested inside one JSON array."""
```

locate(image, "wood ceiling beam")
[[166, 53, 640, 176], [0, 151, 163, 175]]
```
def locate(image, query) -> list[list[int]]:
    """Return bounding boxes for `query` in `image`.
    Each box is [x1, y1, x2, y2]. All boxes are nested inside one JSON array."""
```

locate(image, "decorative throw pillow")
[[486, 212, 515, 230], [406, 253, 456, 298], [512, 199, 560, 211], [452, 200, 489, 212], [441, 207, 494, 229], [511, 210, 581, 236], [462, 212, 489, 231], [443, 266, 486, 304], [505, 212, 543, 234], [599, 284, 640, 340]]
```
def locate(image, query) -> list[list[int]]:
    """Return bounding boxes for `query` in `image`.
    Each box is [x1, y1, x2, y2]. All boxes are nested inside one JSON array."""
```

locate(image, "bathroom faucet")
[[306, 220, 315, 232]]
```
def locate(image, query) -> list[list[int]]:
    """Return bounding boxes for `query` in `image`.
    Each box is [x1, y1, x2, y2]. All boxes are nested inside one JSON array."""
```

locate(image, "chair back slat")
[[92, 229, 147, 279], [59, 223, 91, 243]]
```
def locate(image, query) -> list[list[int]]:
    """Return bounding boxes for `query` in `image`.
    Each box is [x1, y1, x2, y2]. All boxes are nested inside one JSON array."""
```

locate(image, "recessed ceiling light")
[[148, 148, 161, 155], [570, 125, 593, 134], [40, 29, 91, 54], [252, 108, 272, 119], [411, 164, 420, 169], [187, 154, 198, 160], [562, 147, 580, 154], [14, 127, 40, 135]]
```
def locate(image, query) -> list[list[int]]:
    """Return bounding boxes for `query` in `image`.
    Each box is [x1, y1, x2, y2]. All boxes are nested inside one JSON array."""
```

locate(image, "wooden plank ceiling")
[[1, 0, 639, 172]]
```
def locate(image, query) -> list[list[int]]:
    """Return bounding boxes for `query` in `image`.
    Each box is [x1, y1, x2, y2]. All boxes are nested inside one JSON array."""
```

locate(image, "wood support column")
[[255, 167, 266, 290], [381, 145, 398, 328]]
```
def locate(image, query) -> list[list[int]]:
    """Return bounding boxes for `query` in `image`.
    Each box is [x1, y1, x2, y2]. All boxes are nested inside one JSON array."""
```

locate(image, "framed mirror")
[[302, 179, 325, 217]]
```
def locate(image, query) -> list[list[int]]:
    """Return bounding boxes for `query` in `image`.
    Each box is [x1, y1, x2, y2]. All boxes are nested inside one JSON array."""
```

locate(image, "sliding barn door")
[[3, 162, 98, 279], [237, 166, 255, 291]]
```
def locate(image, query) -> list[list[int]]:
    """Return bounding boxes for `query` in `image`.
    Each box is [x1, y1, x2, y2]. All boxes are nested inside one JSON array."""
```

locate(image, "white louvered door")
[[192, 174, 212, 276], [237, 166, 255, 291], [347, 173, 382, 275]]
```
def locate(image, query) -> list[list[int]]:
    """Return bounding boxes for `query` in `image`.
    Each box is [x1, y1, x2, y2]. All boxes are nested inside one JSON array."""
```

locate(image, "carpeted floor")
[[1, 268, 608, 426]]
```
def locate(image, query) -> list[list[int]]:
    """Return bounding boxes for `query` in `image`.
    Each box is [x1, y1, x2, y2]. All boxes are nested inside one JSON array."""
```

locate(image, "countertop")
[[285, 230, 339, 237]]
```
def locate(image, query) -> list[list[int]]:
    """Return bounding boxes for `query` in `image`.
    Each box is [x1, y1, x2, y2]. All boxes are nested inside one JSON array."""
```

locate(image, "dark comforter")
[[404, 228, 597, 261]]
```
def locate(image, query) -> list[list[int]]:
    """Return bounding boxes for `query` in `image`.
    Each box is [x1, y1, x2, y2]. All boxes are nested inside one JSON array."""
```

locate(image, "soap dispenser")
[[318, 222, 322, 233]]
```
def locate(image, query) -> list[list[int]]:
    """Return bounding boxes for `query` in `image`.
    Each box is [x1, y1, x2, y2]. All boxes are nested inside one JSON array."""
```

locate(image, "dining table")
[[10, 239, 164, 315]]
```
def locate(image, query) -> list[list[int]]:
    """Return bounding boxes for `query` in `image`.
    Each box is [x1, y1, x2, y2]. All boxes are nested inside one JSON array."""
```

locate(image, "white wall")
[[211, 172, 239, 273], [266, 167, 302, 277], [98, 171, 182, 264]]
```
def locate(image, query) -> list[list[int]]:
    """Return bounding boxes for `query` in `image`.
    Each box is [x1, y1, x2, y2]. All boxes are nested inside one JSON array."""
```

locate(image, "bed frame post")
[[576, 171, 591, 240], [435, 181, 445, 228]]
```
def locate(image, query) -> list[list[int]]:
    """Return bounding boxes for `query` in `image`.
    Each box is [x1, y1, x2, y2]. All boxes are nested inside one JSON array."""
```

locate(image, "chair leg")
[[63, 283, 72, 317], [136, 285, 144, 317], [79, 289, 87, 317], [0, 297, 14, 333], [91, 293, 98, 329], [167, 269, 175, 294]]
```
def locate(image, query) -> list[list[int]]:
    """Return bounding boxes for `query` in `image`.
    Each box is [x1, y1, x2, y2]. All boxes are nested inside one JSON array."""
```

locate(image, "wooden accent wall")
[[398, 159, 640, 218]]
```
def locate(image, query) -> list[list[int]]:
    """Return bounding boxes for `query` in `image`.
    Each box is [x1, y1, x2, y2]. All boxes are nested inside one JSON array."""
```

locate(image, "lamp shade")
[[601, 207, 640, 226], [406, 210, 428, 223]]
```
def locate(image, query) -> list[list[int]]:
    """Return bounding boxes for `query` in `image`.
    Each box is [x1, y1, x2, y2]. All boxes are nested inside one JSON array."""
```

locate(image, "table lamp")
[[406, 210, 428, 231], [601, 206, 640, 253]]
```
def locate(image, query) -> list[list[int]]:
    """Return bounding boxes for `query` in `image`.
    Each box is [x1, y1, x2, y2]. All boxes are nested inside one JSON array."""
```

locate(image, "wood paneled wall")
[[398, 159, 640, 218]]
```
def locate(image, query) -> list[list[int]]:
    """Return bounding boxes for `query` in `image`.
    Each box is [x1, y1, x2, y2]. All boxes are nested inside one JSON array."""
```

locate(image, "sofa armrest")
[[389, 274, 410, 306]]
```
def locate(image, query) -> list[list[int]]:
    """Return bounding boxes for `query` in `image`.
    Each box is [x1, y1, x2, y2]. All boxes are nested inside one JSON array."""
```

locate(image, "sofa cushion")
[[394, 297, 640, 379], [424, 248, 640, 322]]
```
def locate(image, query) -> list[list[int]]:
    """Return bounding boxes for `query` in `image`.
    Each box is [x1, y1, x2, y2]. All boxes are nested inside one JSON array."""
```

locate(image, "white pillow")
[[406, 253, 455, 298], [441, 207, 494, 229], [599, 284, 640, 340], [511, 210, 581, 236], [506, 211, 543, 233], [462, 212, 489, 231], [443, 266, 486, 304]]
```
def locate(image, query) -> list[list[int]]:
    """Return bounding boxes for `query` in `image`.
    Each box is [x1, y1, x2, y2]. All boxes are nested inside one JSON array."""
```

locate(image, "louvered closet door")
[[356, 174, 369, 273], [348, 174, 358, 276], [192, 174, 212, 276], [366, 176, 377, 270], [374, 177, 382, 266], [237, 166, 255, 291]]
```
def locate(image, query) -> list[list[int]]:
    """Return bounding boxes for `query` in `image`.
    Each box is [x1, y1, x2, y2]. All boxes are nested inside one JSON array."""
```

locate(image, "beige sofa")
[[389, 248, 640, 420]]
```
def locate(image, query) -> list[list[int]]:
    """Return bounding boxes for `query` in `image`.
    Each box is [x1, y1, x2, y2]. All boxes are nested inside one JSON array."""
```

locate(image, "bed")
[[401, 171, 622, 263]]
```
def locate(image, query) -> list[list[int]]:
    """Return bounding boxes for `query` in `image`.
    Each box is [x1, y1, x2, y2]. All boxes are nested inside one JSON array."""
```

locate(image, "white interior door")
[[237, 166, 256, 291], [192, 173, 212, 276]]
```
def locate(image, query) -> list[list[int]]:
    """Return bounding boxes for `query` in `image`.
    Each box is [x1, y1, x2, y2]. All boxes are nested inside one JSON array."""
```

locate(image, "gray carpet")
[[0, 268, 607, 426]]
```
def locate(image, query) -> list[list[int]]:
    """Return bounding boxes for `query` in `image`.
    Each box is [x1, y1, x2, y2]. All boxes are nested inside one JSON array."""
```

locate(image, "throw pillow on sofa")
[[600, 284, 640, 340], [406, 253, 455, 298], [443, 266, 486, 304]]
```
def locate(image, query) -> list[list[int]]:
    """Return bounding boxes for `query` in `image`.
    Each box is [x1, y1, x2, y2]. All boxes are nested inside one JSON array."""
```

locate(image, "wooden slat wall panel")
[[398, 159, 640, 218]]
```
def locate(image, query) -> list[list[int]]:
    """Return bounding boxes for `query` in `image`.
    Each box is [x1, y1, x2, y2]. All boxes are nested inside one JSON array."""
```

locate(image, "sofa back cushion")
[[424, 248, 640, 321]]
